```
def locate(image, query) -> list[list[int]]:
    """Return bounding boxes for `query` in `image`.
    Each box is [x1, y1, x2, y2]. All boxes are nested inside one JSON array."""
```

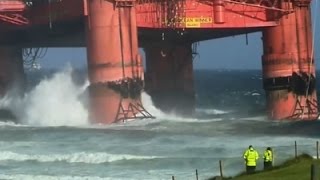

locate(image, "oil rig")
[[0, 0, 318, 124]]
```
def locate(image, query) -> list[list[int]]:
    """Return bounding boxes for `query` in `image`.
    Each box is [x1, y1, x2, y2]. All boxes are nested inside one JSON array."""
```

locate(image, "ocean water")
[[0, 67, 319, 180]]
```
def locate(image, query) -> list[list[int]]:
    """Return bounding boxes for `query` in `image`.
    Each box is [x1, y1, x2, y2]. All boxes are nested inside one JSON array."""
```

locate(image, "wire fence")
[[170, 140, 320, 180]]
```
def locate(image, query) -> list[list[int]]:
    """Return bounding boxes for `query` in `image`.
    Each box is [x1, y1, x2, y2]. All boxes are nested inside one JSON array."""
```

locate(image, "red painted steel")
[[3, 0, 282, 29], [262, 2, 318, 120], [0, 13, 28, 25], [25, 0, 84, 25], [0, 47, 25, 96], [0, 0, 28, 26], [0, 0, 316, 123], [213, 0, 225, 24], [145, 42, 195, 115], [83, 0, 88, 16], [86, 0, 143, 124], [136, 0, 280, 28], [0, 1, 26, 12]]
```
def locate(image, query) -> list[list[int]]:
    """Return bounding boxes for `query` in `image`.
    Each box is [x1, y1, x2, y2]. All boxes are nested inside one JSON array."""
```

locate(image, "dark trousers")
[[246, 166, 256, 174], [264, 161, 272, 170]]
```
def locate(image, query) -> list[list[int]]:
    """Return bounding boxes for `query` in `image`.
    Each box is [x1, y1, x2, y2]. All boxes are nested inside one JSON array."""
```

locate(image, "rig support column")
[[262, 1, 318, 120], [0, 46, 25, 96], [86, 0, 152, 124], [145, 42, 195, 116]]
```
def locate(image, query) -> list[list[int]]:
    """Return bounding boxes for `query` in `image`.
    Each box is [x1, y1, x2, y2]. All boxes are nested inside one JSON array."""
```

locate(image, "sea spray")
[[141, 92, 165, 118], [0, 151, 161, 164], [0, 66, 89, 126], [0, 66, 166, 126], [0, 65, 218, 126], [141, 92, 225, 123]]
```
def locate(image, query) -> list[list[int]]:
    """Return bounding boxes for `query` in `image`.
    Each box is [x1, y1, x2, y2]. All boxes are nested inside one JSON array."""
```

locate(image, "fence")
[[170, 140, 320, 180]]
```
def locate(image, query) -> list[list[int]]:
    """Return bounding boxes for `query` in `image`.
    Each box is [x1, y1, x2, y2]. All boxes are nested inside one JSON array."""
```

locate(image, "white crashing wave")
[[0, 174, 115, 180], [0, 151, 161, 164], [0, 121, 24, 127], [0, 66, 89, 126], [195, 108, 229, 115], [0, 64, 227, 127], [141, 93, 224, 123]]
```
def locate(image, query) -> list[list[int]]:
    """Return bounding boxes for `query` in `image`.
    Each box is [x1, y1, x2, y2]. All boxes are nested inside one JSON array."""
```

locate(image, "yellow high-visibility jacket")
[[263, 150, 273, 162], [243, 149, 259, 166]]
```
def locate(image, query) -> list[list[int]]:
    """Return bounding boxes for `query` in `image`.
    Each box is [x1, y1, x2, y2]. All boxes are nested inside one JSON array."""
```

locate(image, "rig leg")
[[86, 0, 150, 124], [144, 42, 195, 116], [262, 1, 318, 120], [0, 46, 25, 96]]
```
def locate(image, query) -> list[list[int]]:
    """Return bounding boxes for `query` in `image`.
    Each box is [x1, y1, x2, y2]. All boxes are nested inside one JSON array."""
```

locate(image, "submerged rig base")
[[85, 0, 153, 124]]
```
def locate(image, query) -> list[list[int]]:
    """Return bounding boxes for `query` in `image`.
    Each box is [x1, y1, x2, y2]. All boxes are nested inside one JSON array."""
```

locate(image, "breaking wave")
[[0, 66, 234, 127], [195, 108, 229, 115], [0, 66, 89, 126], [0, 174, 113, 180], [0, 151, 162, 164]]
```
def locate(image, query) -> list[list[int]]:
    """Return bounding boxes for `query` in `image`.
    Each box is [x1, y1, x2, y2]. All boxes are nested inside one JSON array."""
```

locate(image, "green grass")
[[209, 154, 320, 180]]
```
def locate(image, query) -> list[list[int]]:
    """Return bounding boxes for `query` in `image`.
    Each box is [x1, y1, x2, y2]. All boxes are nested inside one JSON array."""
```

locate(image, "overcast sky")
[[38, 2, 320, 70]]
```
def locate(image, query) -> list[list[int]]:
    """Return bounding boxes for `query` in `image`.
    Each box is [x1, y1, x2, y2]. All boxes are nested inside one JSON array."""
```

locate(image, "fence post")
[[295, 141, 297, 159], [311, 163, 318, 180], [196, 169, 198, 180], [219, 160, 223, 178], [317, 141, 319, 160]]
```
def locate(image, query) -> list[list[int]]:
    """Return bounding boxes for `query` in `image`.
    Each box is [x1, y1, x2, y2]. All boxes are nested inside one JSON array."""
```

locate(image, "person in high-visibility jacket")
[[243, 145, 259, 174], [263, 147, 273, 170]]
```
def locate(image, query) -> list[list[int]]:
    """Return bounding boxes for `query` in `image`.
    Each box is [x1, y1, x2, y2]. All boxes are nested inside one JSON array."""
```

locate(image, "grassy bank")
[[209, 154, 320, 180]]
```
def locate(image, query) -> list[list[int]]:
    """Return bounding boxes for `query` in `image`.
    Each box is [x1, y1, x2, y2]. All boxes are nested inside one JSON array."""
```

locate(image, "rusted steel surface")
[[136, 0, 283, 28], [25, 0, 84, 25], [262, 1, 318, 121], [86, 0, 145, 124], [0, 0, 282, 28], [145, 42, 195, 116], [0, 0, 28, 26], [0, 0, 316, 123]]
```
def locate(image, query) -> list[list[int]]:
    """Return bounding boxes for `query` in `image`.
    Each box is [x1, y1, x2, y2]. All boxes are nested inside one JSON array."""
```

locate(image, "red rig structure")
[[0, 0, 317, 124]]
